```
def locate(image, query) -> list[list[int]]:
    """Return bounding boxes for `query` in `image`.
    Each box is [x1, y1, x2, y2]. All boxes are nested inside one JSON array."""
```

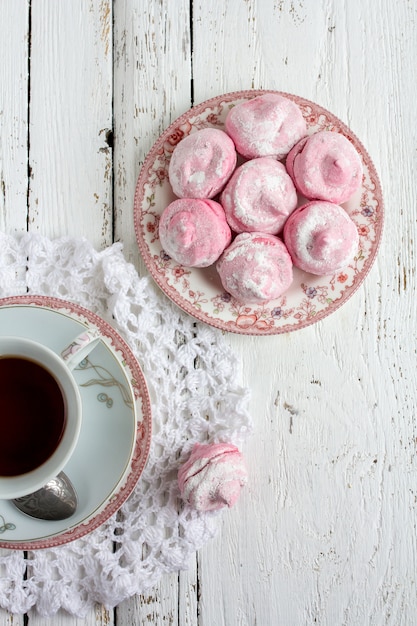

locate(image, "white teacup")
[[0, 331, 100, 500]]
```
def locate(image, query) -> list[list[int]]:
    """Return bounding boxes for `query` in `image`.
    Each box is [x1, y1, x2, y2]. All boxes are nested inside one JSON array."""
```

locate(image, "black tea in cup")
[[0, 357, 66, 476]]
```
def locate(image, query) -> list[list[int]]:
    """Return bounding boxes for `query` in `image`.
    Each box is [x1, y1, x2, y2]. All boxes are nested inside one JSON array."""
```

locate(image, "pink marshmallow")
[[216, 232, 293, 304], [168, 128, 237, 199], [286, 130, 363, 204], [225, 93, 307, 160], [284, 135, 308, 180], [178, 443, 248, 512], [220, 157, 298, 235], [159, 198, 232, 267], [283, 200, 359, 275]]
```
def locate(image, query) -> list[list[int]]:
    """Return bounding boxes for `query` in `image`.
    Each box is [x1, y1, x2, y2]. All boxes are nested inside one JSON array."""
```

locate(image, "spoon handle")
[[60, 330, 101, 370]]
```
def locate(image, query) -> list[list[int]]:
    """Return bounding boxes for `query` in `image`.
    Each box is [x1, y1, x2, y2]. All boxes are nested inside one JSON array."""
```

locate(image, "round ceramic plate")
[[0, 296, 152, 550], [134, 90, 384, 335]]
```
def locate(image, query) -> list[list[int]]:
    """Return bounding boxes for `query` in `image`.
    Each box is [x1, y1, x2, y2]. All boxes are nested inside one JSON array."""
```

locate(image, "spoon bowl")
[[12, 471, 78, 521]]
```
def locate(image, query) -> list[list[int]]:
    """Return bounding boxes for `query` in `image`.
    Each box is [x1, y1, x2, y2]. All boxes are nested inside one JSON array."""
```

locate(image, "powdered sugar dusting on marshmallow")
[[225, 93, 307, 160], [220, 157, 297, 234], [283, 201, 359, 275], [289, 130, 363, 203], [216, 232, 294, 304], [168, 128, 237, 198], [178, 443, 248, 512], [159, 198, 232, 267]]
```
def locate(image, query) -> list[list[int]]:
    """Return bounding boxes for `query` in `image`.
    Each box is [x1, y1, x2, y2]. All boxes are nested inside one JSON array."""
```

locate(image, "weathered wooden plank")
[[113, 0, 193, 272], [112, 1, 192, 622], [0, 1, 114, 624], [112, 1, 194, 618], [0, 0, 29, 619], [115, 572, 179, 626], [191, 0, 325, 103], [178, 560, 198, 625], [0, 0, 29, 232], [27, 0, 113, 249], [26, 0, 115, 618], [0, 609, 24, 626], [27, 605, 113, 626], [191, 0, 417, 625]]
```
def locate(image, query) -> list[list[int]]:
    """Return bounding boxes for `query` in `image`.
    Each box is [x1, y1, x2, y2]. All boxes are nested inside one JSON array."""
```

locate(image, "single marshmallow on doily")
[[216, 232, 294, 304], [283, 200, 359, 275], [168, 128, 237, 199], [224, 93, 307, 160], [159, 197, 232, 267], [285, 130, 363, 204], [178, 443, 248, 512], [220, 157, 298, 235]]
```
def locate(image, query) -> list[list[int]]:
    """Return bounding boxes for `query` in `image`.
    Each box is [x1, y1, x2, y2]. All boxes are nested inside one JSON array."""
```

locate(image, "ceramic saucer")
[[134, 89, 384, 335], [0, 295, 152, 550]]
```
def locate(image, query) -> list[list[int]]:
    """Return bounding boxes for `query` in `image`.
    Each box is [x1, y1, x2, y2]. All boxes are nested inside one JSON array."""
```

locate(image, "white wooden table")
[[0, 1, 415, 624]]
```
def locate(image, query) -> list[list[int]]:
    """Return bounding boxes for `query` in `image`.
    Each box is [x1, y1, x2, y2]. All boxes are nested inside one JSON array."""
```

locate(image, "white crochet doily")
[[0, 232, 252, 617]]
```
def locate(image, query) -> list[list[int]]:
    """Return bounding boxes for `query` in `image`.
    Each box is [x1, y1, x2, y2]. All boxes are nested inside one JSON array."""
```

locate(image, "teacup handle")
[[60, 330, 101, 370]]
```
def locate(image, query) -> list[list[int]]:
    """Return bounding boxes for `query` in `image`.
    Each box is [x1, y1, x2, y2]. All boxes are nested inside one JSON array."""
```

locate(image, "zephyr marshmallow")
[[286, 130, 363, 204], [168, 128, 237, 199], [159, 198, 232, 268], [225, 93, 307, 160], [220, 156, 298, 234], [178, 443, 248, 512], [216, 232, 294, 304], [283, 200, 359, 275]]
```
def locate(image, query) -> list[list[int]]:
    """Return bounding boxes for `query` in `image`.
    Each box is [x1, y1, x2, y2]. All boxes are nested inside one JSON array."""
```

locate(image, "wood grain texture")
[[0, 1, 29, 233], [0, 0, 417, 624], [113, 0, 192, 273], [192, 1, 417, 625], [112, 4, 192, 619], [28, 0, 113, 248], [0, 4, 28, 622]]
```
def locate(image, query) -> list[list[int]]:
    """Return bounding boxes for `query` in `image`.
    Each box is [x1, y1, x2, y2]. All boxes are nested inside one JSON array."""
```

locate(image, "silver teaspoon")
[[12, 471, 78, 520]]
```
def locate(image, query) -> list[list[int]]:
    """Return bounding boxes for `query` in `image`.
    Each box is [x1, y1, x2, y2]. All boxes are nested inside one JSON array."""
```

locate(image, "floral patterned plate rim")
[[0, 295, 152, 550], [134, 90, 383, 335]]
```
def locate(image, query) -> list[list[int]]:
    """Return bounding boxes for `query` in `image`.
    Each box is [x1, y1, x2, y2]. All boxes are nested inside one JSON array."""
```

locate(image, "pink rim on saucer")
[[0, 295, 152, 550], [134, 90, 384, 335]]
